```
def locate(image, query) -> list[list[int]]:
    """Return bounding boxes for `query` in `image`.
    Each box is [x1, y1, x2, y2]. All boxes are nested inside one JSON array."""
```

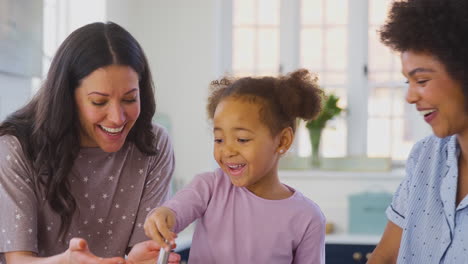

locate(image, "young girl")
[[144, 69, 326, 263]]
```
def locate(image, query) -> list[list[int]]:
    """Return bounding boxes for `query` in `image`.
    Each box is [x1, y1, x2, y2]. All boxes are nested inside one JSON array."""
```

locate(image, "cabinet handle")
[[353, 252, 363, 261]]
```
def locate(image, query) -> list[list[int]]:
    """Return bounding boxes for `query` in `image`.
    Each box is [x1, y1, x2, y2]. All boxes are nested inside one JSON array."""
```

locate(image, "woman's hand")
[[143, 206, 177, 251], [5, 237, 127, 264], [64, 238, 127, 264], [126, 240, 181, 264]]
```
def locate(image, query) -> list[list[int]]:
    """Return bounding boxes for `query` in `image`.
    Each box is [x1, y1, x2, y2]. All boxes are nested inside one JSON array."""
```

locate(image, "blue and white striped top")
[[387, 134, 468, 263]]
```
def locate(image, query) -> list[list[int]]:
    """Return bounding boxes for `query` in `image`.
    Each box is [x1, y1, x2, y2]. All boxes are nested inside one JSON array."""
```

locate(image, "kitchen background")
[[0, 0, 432, 262]]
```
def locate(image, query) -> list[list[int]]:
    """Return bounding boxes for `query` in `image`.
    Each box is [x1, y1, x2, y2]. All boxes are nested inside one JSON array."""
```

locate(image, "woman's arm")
[[5, 238, 126, 264], [367, 221, 402, 264], [5, 251, 64, 264]]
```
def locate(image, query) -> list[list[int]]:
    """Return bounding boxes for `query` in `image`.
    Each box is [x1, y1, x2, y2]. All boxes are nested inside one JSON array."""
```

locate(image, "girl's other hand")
[[126, 240, 181, 264], [143, 206, 177, 251]]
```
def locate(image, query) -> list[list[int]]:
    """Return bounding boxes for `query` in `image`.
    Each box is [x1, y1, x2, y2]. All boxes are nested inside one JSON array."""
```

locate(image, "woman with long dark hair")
[[0, 22, 179, 264]]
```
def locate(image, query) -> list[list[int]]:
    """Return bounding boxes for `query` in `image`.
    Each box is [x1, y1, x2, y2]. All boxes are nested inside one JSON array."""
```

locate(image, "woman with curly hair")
[[0, 22, 179, 264], [369, 0, 468, 263]]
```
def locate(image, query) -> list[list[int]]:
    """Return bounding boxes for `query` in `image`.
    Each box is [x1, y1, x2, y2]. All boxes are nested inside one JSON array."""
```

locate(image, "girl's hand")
[[64, 237, 127, 264], [126, 240, 181, 264], [143, 206, 177, 251]]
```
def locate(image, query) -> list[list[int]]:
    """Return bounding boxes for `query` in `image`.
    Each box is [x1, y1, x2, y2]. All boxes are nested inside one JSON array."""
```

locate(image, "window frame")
[[219, 0, 423, 161]]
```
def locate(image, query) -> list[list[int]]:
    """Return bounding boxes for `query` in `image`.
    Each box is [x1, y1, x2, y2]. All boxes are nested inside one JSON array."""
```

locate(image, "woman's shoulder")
[[0, 134, 33, 175], [0, 134, 24, 155], [124, 123, 172, 155], [404, 134, 454, 186], [151, 123, 170, 139], [409, 134, 453, 159], [148, 123, 173, 151]]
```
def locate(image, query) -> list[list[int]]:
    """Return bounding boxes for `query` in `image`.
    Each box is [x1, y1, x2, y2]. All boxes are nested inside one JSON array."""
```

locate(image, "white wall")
[[280, 171, 403, 234], [1, 0, 216, 187], [0, 0, 42, 121], [108, 0, 219, 187], [0, 75, 33, 121]]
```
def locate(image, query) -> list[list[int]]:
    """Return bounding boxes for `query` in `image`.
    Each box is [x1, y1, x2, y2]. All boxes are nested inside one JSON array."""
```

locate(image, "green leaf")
[[306, 92, 344, 131]]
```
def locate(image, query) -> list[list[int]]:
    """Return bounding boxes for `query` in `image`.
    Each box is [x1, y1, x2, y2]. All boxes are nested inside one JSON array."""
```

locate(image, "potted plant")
[[306, 92, 343, 167]]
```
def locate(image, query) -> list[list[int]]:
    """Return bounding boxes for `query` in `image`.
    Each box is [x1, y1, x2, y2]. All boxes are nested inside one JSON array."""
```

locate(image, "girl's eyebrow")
[[214, 127, 254, 133], [233, 127, 254, 133], [87, 88, 138, 96]]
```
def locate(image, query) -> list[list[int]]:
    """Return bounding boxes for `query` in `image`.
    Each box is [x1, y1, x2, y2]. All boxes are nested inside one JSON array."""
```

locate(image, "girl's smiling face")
[[402, 51, 468, 138], [74, 65, 140, 152], [212, 97, 284, 196]]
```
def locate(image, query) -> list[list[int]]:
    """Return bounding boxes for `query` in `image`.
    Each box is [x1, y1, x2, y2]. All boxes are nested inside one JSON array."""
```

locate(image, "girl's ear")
[[277, 127, 294, 154]]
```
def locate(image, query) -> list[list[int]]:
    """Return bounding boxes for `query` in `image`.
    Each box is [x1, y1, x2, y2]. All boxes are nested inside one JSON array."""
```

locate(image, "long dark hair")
[[0, 22, 157, 238]]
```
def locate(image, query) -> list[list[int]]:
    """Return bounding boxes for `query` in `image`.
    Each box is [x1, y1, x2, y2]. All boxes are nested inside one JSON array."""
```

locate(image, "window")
[[299, 0, 348, 157], [222, 0, 430, 161], [42, 0, 105, 78], [366, 0, 415, 159], [232, 0, 280, 76]]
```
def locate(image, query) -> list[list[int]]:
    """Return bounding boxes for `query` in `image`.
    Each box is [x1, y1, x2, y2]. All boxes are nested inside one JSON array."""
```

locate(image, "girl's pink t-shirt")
[[164, 168, 326, 264]]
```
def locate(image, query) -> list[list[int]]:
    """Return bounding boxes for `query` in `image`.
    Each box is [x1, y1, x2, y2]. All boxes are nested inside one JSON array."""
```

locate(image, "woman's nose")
[[405, 84, 420, 104], [107, 103, 125, 124]]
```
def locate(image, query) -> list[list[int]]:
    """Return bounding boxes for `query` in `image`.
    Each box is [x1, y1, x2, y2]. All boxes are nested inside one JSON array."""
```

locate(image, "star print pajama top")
[[0, 124, 174, 262]]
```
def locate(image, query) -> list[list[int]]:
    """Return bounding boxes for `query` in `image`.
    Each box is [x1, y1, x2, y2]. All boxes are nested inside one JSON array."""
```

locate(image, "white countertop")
[[325, 233, 381, 245], [279, 168, 406, 180], [174, 229, 381, 251]]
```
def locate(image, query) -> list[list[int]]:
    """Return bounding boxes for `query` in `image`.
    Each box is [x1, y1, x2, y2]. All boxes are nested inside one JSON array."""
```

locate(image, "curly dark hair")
[[0, 22, 157, 239], [380, 0, 468, 100], [207, 69, 323, 135]]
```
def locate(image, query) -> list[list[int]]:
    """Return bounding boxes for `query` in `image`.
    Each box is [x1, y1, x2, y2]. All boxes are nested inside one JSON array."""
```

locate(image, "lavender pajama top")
[[0, 124, 174, 262]]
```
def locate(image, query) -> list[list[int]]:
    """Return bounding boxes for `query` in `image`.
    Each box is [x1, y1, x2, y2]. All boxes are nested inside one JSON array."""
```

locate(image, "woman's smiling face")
[[402, 51, 468, 138], [74, 65, 140, 152]]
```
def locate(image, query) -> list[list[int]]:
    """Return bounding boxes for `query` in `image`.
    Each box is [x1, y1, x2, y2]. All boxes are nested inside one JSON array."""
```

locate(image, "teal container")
[[348, 191, 393, 235]]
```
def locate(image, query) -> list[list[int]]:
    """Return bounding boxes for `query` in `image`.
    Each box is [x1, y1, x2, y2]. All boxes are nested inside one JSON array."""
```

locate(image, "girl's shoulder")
[[288, 190, 326, 222], [189, 168, 225, 186]]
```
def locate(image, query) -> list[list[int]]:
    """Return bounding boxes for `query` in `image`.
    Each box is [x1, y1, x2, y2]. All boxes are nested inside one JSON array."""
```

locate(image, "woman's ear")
[[277, 127, 294, 154]]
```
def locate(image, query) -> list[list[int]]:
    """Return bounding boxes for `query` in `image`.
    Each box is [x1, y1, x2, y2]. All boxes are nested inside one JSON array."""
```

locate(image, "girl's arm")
[[158, 172, 217, 233], [5, 238, 126, 264], [126, 240, 181, 264], [143, 172, 217, 252], [293, 220, 326, 264], [367, 221, 402, 264], [144, 207, 177, 251]]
